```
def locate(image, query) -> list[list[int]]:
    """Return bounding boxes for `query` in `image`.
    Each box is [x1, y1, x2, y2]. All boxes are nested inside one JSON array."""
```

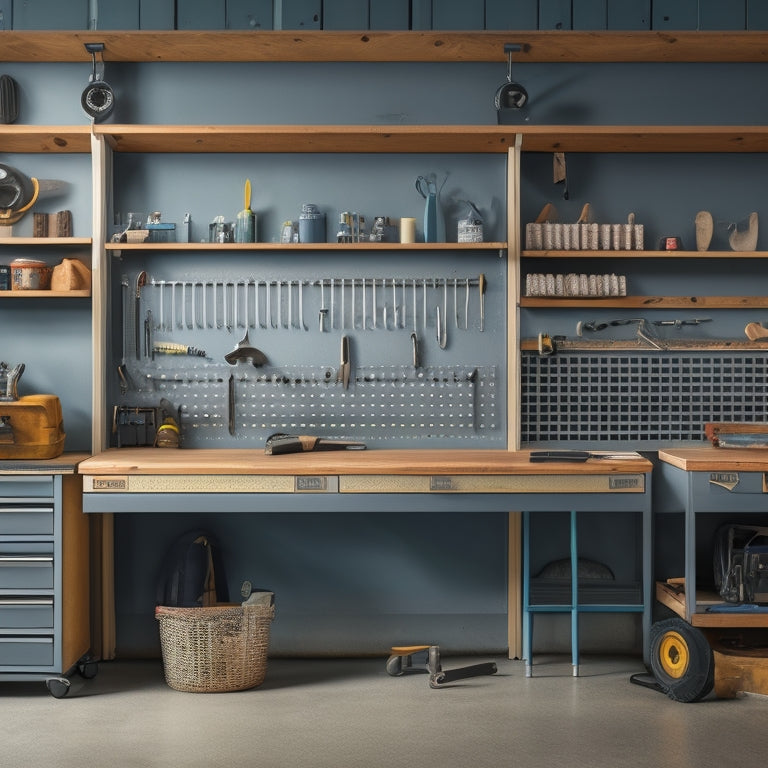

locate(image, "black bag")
[[156, 530, 229, 607]]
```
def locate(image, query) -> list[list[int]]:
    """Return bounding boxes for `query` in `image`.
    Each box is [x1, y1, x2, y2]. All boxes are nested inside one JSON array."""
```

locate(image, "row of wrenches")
[[142, 275, 487, 335]]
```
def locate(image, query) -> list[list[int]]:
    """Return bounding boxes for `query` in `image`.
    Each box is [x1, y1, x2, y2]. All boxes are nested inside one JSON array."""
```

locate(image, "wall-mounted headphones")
[[81, 43, 114, 123]]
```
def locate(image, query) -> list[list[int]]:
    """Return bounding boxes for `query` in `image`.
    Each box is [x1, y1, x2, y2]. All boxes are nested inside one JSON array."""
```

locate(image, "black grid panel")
[[521, 352, 768, 447]]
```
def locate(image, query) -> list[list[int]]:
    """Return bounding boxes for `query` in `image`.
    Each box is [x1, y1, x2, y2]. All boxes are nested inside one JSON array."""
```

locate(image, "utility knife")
[[265, 433, 366, 455]]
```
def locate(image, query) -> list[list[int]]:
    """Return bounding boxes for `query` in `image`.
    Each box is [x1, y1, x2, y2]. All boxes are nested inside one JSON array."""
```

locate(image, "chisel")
[[529, 450, 638, 462]]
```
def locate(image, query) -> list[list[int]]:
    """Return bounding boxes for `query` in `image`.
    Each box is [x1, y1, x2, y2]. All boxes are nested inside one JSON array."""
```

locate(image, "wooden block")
[[573, 0, 607, 29], [699, 0, 746, 30], [432, 0, 484, 30], [139, 0, 174, 29], [539, 0, 572, 30], [607, 0, 650, 29], [226, 0, 272, 29], [323, 0, 369, 30], [0, 224, 13, 237], [651, 0, 697, 30], [33, 212, 48, 238], [96, 0, 139, 29], [714, 645, 768, 699], [369, 0, 409, 30], [177, 0, 225, 30], [486, 0, 538, 29], [12, 0, 88, 29]]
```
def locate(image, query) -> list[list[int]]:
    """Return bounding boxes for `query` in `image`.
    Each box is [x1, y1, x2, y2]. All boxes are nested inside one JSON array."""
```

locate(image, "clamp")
[[385, 645, 497, 689]]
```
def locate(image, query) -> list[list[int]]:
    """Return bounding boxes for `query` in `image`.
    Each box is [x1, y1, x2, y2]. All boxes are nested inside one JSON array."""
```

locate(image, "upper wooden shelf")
[[5, 125, 768, 155], [92, 125, 768, 154], [2, 30, 768, 63], [94, 125, 520, 153]]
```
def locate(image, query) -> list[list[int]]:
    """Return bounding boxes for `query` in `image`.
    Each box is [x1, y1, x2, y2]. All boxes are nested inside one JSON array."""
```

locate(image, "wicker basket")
[[155, 602, 275, 693]]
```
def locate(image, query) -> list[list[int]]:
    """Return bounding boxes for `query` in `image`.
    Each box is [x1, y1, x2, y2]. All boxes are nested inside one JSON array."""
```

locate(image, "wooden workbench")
[[78, 448, 654, 664]]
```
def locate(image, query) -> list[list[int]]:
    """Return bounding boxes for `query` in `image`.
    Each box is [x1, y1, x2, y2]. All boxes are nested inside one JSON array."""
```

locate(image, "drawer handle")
[[0, 556, 53, 565], [0, 598, 53, 606], [0, 507, 53, 514]]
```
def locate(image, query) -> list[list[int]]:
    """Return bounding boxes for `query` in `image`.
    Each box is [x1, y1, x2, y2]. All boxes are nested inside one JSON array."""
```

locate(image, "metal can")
[[0, 265, 9, 290], [10, 258, 52, 290]]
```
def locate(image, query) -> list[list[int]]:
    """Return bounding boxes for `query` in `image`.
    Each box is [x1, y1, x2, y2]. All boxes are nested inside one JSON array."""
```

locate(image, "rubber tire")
[[385, 655, 404, 676], [649, 618, 714, 703]]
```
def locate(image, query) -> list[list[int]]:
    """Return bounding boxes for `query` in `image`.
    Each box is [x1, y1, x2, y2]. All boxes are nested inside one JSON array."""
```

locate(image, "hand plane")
[[265, 432, 366, 455]]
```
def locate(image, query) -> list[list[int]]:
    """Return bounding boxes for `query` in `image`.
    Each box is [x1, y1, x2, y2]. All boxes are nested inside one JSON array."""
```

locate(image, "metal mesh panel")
[[521, 352, 768, 446]]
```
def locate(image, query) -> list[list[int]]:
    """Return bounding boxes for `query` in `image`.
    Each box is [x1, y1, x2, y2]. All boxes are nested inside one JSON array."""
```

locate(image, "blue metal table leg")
[[522, 510, 533, 677], [570, 509, 579, 677]]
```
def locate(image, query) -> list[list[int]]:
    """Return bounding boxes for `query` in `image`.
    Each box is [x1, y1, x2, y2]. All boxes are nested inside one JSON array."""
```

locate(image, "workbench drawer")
[[0, 598, 54, 629], [0, 505, 54, 536], [0, 554, 54, 590], [0, 636, 53, 666], [0, 476, 54, 500]]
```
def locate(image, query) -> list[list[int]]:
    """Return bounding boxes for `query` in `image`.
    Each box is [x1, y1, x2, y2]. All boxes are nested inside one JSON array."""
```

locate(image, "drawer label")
[[710, 472, 739, 491], [89, 476, 128, 491], [609, 476, 641, 490], [294, 476, 338, 493]]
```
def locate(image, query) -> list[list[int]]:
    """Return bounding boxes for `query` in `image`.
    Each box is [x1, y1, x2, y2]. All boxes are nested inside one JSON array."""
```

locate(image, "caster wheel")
[[385, 655, 404, 676], [78, 660, 99, 679], [45, 677, 71, 699], [649, 618, 714, 703]]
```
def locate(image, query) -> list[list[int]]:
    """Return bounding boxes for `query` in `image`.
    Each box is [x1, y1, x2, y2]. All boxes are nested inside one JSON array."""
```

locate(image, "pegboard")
[[521, 352, 768, 447]]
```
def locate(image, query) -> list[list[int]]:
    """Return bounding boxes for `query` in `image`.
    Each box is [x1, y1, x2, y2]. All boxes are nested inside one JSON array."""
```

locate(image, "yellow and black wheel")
[[649, 618, 714, 702]]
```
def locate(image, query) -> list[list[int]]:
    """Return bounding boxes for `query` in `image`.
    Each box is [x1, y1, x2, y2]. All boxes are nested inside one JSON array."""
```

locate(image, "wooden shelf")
[[520, 296, 768, 309], [2, 30, 768, 64], [91, 125, 768, 155], [0, 237, 92, 246], [522, 250, 768, 258], [0, 126, 92, 154], [95, 125, 519, 154], [105, 241, 506, 252], [0, 290, 90, 298], [516, 125, 768, 153], [4, 124, 766, 156]]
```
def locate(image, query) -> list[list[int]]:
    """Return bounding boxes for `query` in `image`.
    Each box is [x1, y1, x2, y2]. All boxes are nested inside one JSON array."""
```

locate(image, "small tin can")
[[0, 265, 10, 291], [10, 258, 52, 290]]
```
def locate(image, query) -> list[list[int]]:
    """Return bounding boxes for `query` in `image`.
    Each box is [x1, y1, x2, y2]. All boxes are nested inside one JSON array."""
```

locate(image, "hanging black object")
[[0, 75, 19, 124], [494, 44, 528, 111], [81, 43, 114, 123]]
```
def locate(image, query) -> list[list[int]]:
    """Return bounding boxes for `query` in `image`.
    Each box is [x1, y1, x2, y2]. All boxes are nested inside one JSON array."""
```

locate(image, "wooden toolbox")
[[0, 395, 66, 459]]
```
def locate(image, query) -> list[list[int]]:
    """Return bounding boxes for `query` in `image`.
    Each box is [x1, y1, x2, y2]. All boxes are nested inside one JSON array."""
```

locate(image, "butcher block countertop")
[[659, 448, 768, 472], [78, 448, 652, 477]]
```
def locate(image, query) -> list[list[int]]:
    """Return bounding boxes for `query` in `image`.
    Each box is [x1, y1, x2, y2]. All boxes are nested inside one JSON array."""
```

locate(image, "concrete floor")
[[2, 655, 767, 768]]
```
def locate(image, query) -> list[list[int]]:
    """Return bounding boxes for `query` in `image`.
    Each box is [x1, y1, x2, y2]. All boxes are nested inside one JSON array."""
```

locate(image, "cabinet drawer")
[[0, 598, 54, 629], [0, 506, 54, 535], [0, 555, 54, 590], [0, 476, 54, 499], [0, 636, 53, 666]]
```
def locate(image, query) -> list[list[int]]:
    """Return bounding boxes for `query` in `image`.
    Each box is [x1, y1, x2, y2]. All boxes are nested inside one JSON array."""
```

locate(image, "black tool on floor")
[[385, 645, 497, 689]]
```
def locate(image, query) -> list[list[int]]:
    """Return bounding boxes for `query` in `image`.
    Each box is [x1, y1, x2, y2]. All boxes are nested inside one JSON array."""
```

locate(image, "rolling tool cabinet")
[[0, 455, 93, 697]]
